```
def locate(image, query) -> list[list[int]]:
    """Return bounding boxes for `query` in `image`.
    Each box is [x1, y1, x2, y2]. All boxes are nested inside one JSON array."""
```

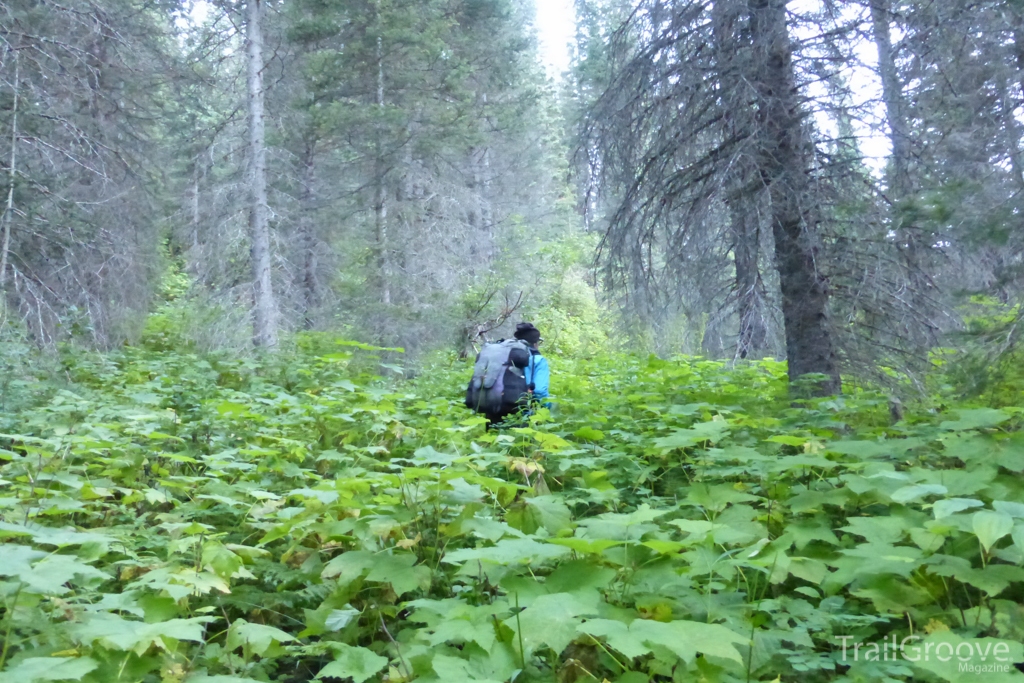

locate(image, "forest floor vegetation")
[[1, 334, 1023, 682]]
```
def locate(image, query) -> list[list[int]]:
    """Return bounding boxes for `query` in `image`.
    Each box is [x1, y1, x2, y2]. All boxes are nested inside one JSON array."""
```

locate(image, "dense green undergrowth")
[[2, 336, 1024, 683]]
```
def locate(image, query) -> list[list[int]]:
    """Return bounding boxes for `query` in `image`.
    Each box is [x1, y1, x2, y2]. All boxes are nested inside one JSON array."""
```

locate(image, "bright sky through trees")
[[186, 1, 575, 80], [533, 0, 575, 78]]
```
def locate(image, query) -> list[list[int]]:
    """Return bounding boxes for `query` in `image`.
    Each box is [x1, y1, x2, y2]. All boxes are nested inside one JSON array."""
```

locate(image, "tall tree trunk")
[[870, 0, 911, 198], [712, 0, 768, 359], [750, 0, 840, 395], [0, 49, 19, 290], [190, 159, 201, 251], [870, 0, 926, 289], [299, 138, 318, 328], [732, 206, 768, 357], [373, 22, 391, 306], [246, 0, 277, 347], [870, 0, 940, 343]]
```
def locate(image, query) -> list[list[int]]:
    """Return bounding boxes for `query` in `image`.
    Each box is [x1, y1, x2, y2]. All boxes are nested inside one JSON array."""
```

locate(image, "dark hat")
[[514, 322, 542, 345]]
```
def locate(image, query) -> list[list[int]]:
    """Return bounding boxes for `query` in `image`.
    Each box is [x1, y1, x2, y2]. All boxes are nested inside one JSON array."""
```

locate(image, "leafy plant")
[[1, 338, 1023, 682]]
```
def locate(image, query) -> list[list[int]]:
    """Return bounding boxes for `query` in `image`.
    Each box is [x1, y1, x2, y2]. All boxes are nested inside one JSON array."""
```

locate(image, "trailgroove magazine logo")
[[835, 635, 1014, 673]]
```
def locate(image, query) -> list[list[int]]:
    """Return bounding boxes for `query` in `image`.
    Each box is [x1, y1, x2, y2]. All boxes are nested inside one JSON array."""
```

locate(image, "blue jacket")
[[524, 349, 549, 400]]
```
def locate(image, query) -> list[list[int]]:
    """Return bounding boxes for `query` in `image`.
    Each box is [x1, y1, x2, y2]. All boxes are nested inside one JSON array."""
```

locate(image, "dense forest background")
[[3, 0, 1024, 393]]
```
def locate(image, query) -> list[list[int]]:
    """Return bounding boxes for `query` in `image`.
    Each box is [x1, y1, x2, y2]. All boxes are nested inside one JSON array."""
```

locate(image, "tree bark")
[[190, 166, 201, 250], [0, 49, 19, 290], [299, 137, 318, 328], [732, 206, 768, 358], [750, 0, 840, 395], [870, 0, 939, 341], [246, 0, 277, 347], [373, 22, 391, 306], [870, 0, 911, 198], [712, 0, 768, 359]]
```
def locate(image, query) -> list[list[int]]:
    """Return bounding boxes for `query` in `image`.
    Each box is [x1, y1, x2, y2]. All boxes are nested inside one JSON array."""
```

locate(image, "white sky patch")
[[181, 0, 210, 28], [533, 0, 575, 79], [791, 0, 889, 177]]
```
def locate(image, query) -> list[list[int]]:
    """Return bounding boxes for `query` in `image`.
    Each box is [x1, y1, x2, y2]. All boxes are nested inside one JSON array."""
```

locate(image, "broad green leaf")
[[578, 619, 651, 660], [546, 538, 622, 554], [443, 538, 570, 566], [226, 620, 296, 656], [325, 605, 361, 631], [642, 539, 685, 554], [1013, 524, 1024, 555], [939, 408, 1010, 431], [993, 501, 1024, 519], [421, 614, 496, 651], [507, 496, 572, 535], [0, 657, 98, 682], [653, 420, 730, 451], [951, 564, 1024, 596], [18, 554, 109, 595], [668, 403, 710, 416], [684, 483, 759, 512], [544, 561, 617, 594], [769, 454, 838, 471], [424, 654, 502, 683], [766, 435, 807, 447], [202, 541, 245, 580], [891, 484, 947, 504], [933, 498, 984, 520], [126, 568, 229, 599], [410, 446, 460, 466], [445, 477, 485, 504], [365, 553, 430, 596], [216, 401, 249, 416], [0, 543, 45, 577], [70, 613, 214, 654], [910, 528, 946, 553], [973, 511, 1014, 552], [840, 516, 910, 545], [835, 543, 923, 578], [851, 574, 933, 613], [322, 550, 375, 582], [0, 523, 112, 549], [776, 518, 840, 550], [573, 427, 605, 442], [629, 619, 746, 664], [826, 440, 893, 458], [788, 556, 829, 584], [669, 518, 715, 538], [460, 516, 525, 542], [316, 644, 388, 682], [503, 592, 600, 656]]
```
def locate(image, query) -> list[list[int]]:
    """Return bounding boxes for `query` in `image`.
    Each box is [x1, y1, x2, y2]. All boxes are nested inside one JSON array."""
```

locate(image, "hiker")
[[464, 321, 550, 427], [512, 322, 549, 406]]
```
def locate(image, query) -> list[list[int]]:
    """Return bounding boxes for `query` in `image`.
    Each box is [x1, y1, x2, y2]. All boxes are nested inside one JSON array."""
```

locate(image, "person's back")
[[465, 338, 531, 425], [465, 322, 550, 429]]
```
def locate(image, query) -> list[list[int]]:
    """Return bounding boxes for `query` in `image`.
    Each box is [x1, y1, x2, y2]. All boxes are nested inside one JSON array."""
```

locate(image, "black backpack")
[[465, 338, 533, 421]]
